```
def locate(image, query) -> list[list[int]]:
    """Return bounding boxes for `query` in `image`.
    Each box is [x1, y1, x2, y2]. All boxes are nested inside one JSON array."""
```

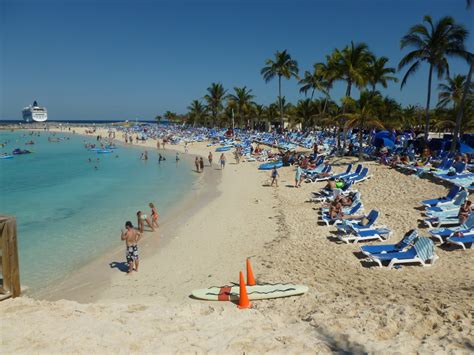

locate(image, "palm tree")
[[204, 83, 227, 127], [261, 50, 299, 127], [341, 91, 384, 160], [298, 63, 328, 99], [293, 99, 317, 129], [154, 115, 162, 124], [331, 42, 374, 98], [330, 42, 374, 151], [368, 56, 398, 92], [187, 100, 208, 127], [451, 53, 473, 152], [226, 86, 256, 127], [437, 74, 473, 108], [398, 15, 469, 142]]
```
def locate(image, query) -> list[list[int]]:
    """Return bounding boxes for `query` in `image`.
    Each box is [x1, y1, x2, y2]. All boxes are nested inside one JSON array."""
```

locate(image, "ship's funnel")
[[33, 100, 38, 107]]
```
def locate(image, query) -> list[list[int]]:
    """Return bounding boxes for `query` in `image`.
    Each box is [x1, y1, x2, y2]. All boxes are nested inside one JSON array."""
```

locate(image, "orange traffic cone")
[[246, 258, 256, 286], [237, 271, 251, 309]]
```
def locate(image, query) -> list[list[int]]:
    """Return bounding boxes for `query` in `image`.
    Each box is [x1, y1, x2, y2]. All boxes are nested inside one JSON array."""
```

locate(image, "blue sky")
[[1, 0, 472, 121]]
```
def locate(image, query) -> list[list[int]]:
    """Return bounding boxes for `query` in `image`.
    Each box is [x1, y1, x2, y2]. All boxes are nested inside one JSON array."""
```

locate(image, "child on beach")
[[295, 165, 303, 188], [270, 166, 279, 187], [149, 203, 159, 228], [121, 221, 141, 274], [136, 211, 154, 233]]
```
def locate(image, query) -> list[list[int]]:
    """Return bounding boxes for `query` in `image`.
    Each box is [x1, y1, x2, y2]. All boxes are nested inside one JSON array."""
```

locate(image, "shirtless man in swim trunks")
[[121, 221, 141, 274]]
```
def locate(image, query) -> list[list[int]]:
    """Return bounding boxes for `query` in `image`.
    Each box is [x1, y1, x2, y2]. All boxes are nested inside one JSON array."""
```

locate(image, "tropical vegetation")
[[157, 15, 472, 148]]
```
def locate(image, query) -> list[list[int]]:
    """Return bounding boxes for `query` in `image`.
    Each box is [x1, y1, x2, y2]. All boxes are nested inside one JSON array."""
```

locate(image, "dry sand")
[[1, 127, 473, 353]]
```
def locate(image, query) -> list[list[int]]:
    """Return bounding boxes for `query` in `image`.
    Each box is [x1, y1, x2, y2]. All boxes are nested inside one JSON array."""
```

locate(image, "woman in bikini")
[[149, 202, 159, 228], [136, 211, 154, 233]]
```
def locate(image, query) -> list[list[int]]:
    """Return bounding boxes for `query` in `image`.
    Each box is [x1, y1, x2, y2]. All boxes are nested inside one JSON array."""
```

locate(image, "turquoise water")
[[0, 130, 195, 290]]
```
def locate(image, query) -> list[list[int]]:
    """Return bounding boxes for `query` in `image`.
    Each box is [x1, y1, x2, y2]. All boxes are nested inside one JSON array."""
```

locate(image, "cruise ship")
[[22, 101, 48, 122]]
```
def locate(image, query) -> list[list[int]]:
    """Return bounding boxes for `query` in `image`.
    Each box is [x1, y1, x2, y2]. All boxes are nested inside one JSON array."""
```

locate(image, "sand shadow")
[[109, 261, 129, 273], [352, 251, 367, 259], [285, 184, 296, 188]]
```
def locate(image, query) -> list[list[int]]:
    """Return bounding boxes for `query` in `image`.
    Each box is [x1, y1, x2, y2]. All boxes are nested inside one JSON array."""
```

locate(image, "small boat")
[[258, 161, 283, 170], [12, 148, 32, 155], [0, 155, 14, 160]]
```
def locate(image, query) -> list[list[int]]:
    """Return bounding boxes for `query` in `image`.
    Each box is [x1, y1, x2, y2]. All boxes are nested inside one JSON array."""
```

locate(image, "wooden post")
[[0, 215, 21, 298]]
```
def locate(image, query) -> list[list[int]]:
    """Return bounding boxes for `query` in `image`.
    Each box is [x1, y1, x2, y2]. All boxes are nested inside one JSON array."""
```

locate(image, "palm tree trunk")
[[310, 88, 315, 100], [342, 82, 352, 154], [358, 120, 364, 161], [450, 58, 473, 153], [278, 75, 283, 128], [424, 64, 433, 142]]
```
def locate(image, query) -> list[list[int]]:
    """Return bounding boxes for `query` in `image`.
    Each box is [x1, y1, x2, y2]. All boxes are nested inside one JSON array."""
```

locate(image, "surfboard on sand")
[[191, 283, 308, 301]]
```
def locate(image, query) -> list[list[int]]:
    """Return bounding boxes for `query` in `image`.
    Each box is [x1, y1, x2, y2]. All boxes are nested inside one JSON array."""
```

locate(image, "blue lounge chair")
[[331, 164, 353, 180], [446, 233, 474, 250], [367, 237, 438, 268], [320, 202, 363, 226], [339, 164, 362, 181], [345, 167, 370, 184], [424, 190, 468, 215], [337, 226, 392, 244], [428, 213, 474, 243], [360, 229, 419, 256], [421, 186, 460, 207], [336, 210, 380, 233]]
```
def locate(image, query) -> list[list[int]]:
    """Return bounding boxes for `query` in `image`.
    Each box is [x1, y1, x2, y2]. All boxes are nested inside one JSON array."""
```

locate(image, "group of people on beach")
[[120, 202, 159, 274]]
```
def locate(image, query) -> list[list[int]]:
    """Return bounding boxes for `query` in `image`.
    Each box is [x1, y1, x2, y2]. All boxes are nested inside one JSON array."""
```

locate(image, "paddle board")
[[192, 283, 308, 301]]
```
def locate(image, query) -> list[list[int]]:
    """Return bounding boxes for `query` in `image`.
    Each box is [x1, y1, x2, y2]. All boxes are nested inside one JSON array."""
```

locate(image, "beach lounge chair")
[[421, 186, 461, 207], [360, 229, 419, 256], [340, 164, 362, 181], [344, 167, 370, 184], [319, 202, 363, 226], [331, 164, 354, 180], [337, 226, 392, 244], [428, 213, 474, 243], [445, 233, 474, 250], [336, 210, 380, 233], [366, 237, 438, 268], [424, 190, 468, 215]]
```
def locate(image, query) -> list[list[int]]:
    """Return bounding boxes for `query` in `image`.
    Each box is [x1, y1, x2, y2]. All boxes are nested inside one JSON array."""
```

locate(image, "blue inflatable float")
[[259, 161, 283, 170]]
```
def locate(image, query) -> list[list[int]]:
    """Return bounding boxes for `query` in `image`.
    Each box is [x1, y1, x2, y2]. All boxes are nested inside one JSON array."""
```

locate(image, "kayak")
[[259, 161, 283, 170]]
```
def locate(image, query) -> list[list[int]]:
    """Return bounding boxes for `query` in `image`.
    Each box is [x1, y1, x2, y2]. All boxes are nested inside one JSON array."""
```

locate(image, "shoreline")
[[28, 128, 222, 302]]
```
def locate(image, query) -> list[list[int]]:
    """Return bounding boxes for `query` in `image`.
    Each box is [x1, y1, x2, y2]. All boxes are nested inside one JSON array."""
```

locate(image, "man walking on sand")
[[121, 221, 141, 274]]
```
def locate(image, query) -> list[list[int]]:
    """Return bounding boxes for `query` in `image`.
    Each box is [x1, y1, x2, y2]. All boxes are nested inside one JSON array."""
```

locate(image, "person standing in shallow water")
[[195, 157, 200, 172], [208, 152, 213, 166], [199, 157, 204, 172], [220, 153, 226, 169], [121, 221, 141, 274]]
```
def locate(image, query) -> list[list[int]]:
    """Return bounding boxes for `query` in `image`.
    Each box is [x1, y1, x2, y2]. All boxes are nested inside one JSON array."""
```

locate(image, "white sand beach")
[[1, 127, 473, 353]]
